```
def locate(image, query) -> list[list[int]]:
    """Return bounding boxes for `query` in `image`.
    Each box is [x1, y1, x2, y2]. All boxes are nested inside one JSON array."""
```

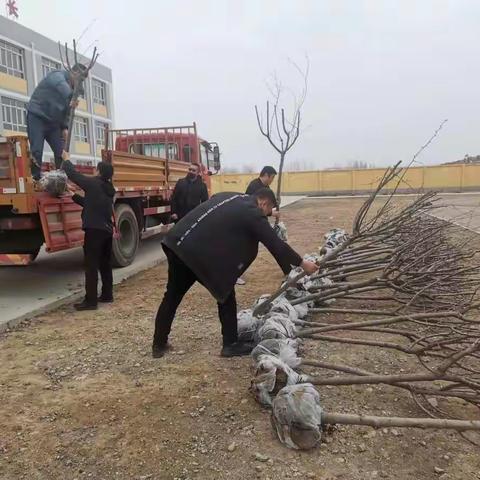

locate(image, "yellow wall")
[[211, 164, 480, 195], [74, 141, 91, 155], [77, 98, 88, 112], [3, 129, 27, 137], [0, 72, 27, 94], [94, 103, 108, 117]]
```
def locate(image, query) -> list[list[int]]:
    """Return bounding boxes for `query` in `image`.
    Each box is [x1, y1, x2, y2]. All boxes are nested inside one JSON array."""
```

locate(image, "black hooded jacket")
[[162, 192, 302, 303], [63, 160, 116, 233]]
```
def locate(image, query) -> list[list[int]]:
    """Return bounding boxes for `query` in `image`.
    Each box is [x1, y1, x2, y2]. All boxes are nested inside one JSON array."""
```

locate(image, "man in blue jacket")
[[27, 65, 86, 180]]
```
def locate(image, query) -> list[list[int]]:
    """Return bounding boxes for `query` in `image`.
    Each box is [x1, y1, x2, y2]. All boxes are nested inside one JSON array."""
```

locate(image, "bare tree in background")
[[255, 57, 309, 211], [222, 166, 240, 174], [241, 164, 257, 173], [288, 159, 315, 171]]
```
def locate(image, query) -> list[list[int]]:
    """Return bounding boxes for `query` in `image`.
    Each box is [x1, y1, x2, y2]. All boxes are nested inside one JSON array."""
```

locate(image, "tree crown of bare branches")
[[255, 57, 309, 156]]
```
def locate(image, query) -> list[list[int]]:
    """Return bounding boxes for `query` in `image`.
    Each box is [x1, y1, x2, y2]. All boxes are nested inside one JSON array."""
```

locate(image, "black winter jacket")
[[163, 192, 302, 303], [63, 161, 116, 233], [171, 176, 208, 220], [245, 178, 278, 208]]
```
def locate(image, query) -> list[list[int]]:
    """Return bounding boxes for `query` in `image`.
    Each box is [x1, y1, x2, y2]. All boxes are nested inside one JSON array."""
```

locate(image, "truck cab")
[[111, 124, 220, 191]]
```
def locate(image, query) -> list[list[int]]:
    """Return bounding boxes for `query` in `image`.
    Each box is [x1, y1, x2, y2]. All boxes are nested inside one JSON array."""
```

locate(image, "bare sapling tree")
[[58, 39, 99, 153], [255, 57, 309, 212]]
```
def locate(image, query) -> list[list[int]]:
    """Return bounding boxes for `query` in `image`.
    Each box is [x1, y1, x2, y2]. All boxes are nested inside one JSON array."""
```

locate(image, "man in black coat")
[[238, 165, 279, 286], [170, 163, 209, 222], [152, 187, 318, 358], [246, 165, 279, 216], [246, 165, 277, 196], [61, 153, 116, 311]]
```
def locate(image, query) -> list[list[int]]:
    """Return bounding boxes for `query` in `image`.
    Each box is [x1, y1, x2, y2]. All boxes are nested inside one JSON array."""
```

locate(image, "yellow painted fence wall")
[[211, 164, 480, 195]]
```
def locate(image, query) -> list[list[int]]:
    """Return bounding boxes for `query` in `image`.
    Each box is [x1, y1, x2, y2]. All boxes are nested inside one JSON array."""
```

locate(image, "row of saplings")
[[238, 165, 480, 450]]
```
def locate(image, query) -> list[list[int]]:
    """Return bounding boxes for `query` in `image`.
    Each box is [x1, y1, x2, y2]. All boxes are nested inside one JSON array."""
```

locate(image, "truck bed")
[[106, 150, 188, 192]]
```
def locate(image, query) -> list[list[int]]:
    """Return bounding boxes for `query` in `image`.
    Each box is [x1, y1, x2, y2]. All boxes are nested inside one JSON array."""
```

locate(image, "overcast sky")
[[13, 0, 480, 171]]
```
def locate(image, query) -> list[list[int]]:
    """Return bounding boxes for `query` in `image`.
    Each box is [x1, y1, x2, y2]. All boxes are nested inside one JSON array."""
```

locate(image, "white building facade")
[[0, 15, 114, 165]]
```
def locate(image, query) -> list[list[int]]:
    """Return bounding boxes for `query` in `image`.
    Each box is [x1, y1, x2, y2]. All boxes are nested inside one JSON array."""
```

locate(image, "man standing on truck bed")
[[170, 163, 209, 222], [152, 187, 318, 358], [61, 152, 116, 311], [27, 65, 86, 180]]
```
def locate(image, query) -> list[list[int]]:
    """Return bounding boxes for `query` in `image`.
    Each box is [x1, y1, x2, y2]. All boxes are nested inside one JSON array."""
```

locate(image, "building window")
[[41, 57, 60, 78], [0, 40, 25, 78], [1, 96, 27, 132], [92, 78, 106, 106], [73, 116, 89, 143], [95, 121, 108, 146]]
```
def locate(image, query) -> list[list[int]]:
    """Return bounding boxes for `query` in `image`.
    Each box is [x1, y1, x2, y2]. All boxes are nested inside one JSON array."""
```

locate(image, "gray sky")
[[15, 0, 480, 171]]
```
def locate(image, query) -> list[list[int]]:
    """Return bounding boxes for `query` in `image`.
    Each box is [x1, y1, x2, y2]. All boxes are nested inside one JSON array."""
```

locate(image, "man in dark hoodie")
[[170, 162, 209, 222], [152, 187, 318, 358], [27, 65, 87, 180], [61, 152, 116, 311]]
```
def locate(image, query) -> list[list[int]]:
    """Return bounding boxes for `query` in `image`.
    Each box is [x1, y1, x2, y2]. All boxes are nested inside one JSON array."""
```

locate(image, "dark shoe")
[[74, 301, 98, 311], [98, 296, 114, 303], [152, 342, 171, 358], [221, 342, 254, 358]]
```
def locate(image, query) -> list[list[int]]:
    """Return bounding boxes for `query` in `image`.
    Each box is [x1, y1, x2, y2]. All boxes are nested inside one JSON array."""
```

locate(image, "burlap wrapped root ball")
[[273, 221, 288, 241], [320, 228, 349, 255], [254, 313, 297, 344], [271, 383, 323, 450], [251, 338, 300, 367], [40, 170, 68, 197], [237, 309, 259, 343], [250, 354, 306, 407]]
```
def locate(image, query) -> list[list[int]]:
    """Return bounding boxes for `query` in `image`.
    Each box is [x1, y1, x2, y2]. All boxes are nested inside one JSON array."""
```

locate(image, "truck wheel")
[[112, 204, 139, 267]]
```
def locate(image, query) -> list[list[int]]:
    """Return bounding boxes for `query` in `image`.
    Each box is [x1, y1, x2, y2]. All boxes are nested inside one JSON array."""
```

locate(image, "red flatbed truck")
[[0, 123, 220, 266]]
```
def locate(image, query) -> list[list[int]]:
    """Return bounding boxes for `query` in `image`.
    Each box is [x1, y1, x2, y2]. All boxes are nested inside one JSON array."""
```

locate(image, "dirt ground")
[[1, 198, 479, 480]]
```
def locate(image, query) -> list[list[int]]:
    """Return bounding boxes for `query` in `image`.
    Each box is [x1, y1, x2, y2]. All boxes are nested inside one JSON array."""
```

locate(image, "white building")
[[0, 14, 114, 165]]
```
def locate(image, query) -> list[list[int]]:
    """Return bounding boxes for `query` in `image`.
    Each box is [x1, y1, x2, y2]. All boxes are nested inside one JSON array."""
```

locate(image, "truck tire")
[[112, 204, 139, 267]]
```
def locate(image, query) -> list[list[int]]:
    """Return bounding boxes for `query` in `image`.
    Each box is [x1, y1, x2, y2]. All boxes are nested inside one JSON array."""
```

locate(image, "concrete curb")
[[0, 251, 166, 333], [279, 196, 306, 209]]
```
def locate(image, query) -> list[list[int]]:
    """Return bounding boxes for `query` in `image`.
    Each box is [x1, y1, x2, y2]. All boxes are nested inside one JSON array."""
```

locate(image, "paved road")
[[0, 195, 304, 330], [0, 236, 166, 330], [310, 192, 480, 233], [432, 193, 480, 233]]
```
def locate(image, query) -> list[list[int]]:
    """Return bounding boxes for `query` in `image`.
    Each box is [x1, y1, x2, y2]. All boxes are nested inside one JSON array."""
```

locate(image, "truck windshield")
[[131, 142, 178, 160]]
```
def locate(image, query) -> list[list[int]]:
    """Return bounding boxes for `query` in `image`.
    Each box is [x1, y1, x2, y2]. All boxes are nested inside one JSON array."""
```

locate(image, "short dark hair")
[[97, 161, 114, 181], [253, 187, 277, 206], [260, 166, 277, 177]]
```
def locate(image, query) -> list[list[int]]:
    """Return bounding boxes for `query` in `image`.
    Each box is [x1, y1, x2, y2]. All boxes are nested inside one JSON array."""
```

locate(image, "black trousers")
[[83, 228, 113, 305], [154, 246, 238, 347]]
